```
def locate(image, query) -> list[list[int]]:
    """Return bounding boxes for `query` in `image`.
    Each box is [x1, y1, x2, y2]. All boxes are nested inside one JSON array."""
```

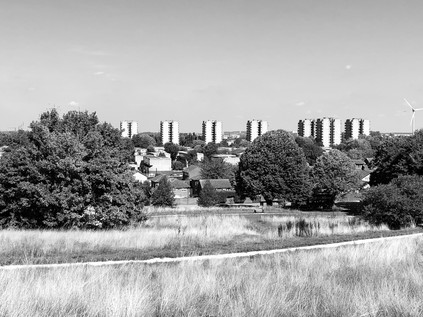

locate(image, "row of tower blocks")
[[121, 118, 369, 147], [120, 120, 268, 144], [298, 118, 370, 147]]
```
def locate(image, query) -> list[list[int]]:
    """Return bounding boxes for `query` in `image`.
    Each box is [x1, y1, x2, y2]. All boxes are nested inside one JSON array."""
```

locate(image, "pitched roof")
[[358, 170, 371, 180], [169, 178, 190, 189], [199, 179, 232, 189]]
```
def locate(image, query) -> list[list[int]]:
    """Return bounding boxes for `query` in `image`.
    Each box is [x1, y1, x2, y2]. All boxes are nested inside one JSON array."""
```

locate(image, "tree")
[[370, 131, 423, 185], [164, 142, 180, 161], [172, 161, 185, 170], [236, 130, 312, 205], [0, 110, 147, 229], [311, 150, 361, 208], [151, 176, 175, 207], [197, 180, 219, 207], [200, 158, 234, 180], [132, 134, 156, 148], [361, 175, 423, 229], [203, 142, 219, 159], [295, 136, 323, 165]]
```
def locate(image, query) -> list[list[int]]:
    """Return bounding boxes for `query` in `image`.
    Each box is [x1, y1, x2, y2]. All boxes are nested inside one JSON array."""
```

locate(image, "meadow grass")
[[0, 235, 422, 316], [0, 214, 398, 265]]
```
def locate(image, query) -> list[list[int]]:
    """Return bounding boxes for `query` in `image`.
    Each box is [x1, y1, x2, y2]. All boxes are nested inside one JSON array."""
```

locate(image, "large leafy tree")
[[200, 158, 234, 180], [164, 142, 180, 161], [0, 109, 147, 229], [295, 136, 323, 165], [236, 130, 312, 205], [132, 133, 156, 148], [197, 180, 219, 207], [311, 150, 361, 208], [370, 130, 423, 185]]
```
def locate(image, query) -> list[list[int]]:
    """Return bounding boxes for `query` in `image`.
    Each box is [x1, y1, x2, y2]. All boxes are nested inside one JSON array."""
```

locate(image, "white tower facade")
[[160, 120, 179, 145], [297, 119, 315, 138], [120, 120, 138, 138], [202, 120, 223, 144], [315, 117, 341, 147], [246, 120, 268, 142]]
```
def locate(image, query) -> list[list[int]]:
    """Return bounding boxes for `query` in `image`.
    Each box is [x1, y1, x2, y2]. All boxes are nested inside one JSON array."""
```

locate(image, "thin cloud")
[[93, 71, 105, 76], [345, 65, 352, 70], [296, 101, 306, 106]]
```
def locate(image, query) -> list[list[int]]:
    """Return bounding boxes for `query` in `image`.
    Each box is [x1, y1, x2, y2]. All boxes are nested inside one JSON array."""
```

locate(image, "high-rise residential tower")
[[202, 120, 222, 144], [120, 120, 138, 138], [315, 117, 342, 147], [344, 118, 371, 140], [246, 120, 268, 142], [297, 119, 315, 138], [160, 120, 179, 145]]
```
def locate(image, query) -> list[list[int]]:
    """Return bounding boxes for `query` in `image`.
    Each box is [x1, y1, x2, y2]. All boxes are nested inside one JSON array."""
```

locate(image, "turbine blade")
[[414, 108, 423, 111], [404, 98, 415, 110]]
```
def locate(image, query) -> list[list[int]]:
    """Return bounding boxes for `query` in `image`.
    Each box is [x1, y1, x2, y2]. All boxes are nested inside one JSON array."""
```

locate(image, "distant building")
[[141, 155, 172, 177], [202, 120, 222, 144], [120, 120, 138, 138], [297, 119, 315, 138], [246, 120, 268, 142], [160, 120, 179, 145], [315, 117, 342, 147], [345, 118, 370, 140]]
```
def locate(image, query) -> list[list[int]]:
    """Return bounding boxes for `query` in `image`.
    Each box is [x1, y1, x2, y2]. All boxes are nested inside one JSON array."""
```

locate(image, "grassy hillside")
[[0, 235, 422, 316]]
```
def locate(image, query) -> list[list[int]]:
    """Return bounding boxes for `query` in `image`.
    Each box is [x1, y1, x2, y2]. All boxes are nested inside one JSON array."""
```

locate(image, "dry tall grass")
[[0, 214, 389, 265], [1, 236, 422, 316]]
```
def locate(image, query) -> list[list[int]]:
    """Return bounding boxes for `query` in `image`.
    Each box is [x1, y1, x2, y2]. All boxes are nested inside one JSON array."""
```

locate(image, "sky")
[[2, 0, 423, 133]]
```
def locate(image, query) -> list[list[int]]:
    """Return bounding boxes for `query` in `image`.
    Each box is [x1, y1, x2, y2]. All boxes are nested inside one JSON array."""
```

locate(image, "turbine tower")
[[404, 98, 423, 135]]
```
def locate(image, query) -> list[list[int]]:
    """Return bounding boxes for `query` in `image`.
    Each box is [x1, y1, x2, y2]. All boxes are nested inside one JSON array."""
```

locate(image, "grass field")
[[1, 213, 417, 266], [1, 234, 422, 316]]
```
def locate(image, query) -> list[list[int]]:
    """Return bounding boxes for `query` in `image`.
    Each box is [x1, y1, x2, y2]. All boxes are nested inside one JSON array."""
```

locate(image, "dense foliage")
[[236, 130, 312, 205], [370, 131, 423, 185], [311, 150, 361, 208], [361, 175, 423, 229], [151, 176, 175, 207], [197, 180, 219, 207], [200, 158, 235, 180], [132, 133, 156, 148], [164, 143, 180, 161], [0, 109, 147, 229], [295, 136, 323, 165]]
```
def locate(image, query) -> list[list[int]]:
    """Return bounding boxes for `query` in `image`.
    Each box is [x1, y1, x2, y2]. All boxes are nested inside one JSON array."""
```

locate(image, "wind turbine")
[[404, 98, 423, 135]]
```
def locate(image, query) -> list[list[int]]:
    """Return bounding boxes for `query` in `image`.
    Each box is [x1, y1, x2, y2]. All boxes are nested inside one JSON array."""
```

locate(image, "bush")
[[361, 175, 423, 229], [198, 181, 219, 207], [151, 176, 175, 207]]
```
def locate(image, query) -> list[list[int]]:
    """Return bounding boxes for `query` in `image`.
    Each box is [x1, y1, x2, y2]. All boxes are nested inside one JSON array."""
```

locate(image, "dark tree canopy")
[[132, 133, 156, 149], [164, 142, 180, 161], [362, 175, 423, 230], [197, 180, 219, 207], [203, 143, 219, 160], [370, 130, 423, 185], [0, 109, 147, 229], [236, 130, 312, 205], [200, 158, 234, 180], [311, 150, 361, 208], [295, 136, 323, 165], [151, 176, 175, 207]]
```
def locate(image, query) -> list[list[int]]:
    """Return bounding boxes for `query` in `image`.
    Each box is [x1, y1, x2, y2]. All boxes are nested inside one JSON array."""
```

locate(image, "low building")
[[151, 175, 191, 198], [141, 155, 172, 177], [183, 165, 202, 180], [191, 178, 233, 197], [211, 154, 240, 165], [133, 171, 148, 183]]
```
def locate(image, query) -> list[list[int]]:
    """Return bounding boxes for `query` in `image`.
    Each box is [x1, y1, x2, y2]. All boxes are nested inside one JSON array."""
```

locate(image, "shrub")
[[361, 175, 423, 229], [198, 181, 219, 207]]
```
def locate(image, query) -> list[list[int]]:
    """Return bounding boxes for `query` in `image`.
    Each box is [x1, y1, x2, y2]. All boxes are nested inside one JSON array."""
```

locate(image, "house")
[[352, 159, 366, 170], [183, 165, 202, 180], [358, 169, 372, 189], [211, 154, 240, 165], [192, 178, 233, 197], [133, 171, 148, 183], [150, 174, 191, 198], [141, 155, 172, 177]]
